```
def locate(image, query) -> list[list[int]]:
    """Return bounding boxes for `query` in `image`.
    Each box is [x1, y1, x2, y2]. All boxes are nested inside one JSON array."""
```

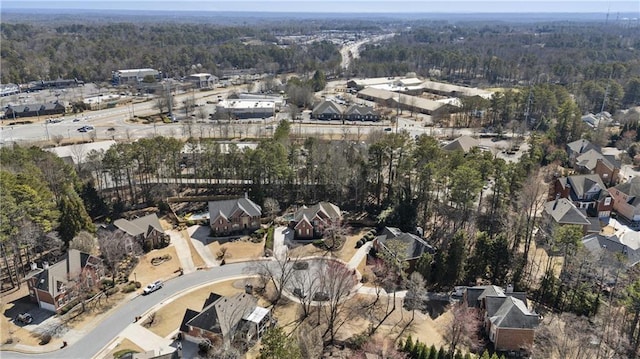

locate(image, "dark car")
[[313, 291, 330, 301], [292, 261, 309, 270], [384, 127, 392, 131]]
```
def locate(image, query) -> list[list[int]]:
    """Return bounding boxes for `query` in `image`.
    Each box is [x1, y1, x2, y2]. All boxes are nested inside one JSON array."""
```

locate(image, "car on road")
[[15, 312, 33, 324], [143, 280, 163, 295], [73, 118, 81, 122], [384, 127, 392, 131], [77, 125, 94, 132]]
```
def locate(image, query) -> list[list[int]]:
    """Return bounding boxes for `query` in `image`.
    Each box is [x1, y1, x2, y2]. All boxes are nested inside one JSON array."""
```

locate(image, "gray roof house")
[[290, 202, 341, 239], [463, 285, 539, 353], [442, 135, 480, 153], [112, 213, 167, 251], [182, 292, 272, 347], [582, 218, 640, 266], [344, 104, 380, 121], [567, 139, 600, 160], [543, 198, 592, 226], [374, 227, 435, 263]]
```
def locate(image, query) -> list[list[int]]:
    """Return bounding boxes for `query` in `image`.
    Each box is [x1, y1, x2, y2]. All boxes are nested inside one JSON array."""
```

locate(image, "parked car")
[[384, 127, 392, 131], [15, 313, 33, 324], [143, 280, 163, 295], [292, 261, 309, 270], [313, 291, 330, 301]]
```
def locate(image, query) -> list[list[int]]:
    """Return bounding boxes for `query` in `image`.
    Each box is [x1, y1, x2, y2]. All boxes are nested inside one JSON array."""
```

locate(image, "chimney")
[[43, 261, 49, 269], [244, 192, 248, 199], [553, 193, 560, 210], [506, 284, 514, 293], [30, 262, 37, 271]]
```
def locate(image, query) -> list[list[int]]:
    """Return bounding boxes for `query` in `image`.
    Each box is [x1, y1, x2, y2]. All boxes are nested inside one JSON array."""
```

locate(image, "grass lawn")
[[129, 246, 181, 286], [182, 228, 206, 268], [206, 238, 265, 263], [107, 338, 145, 359], [146, 279, 245, 338]]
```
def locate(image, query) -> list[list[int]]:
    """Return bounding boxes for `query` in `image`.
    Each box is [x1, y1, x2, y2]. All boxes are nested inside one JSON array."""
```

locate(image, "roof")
[[113, 213, 164, 237], [393, 94, 447, 112], [344, 104, 378, 117], [376, 227, 434, 260], [31, 249, 99, 297], [489, 296, 539, 329], [357, 87, 395, 101], [559, 174, 607, 200], [567, 139, 600, 156], [312, 101, 345, 116], [208, 197, 262, 223], [575, 149, 618, 171], [46, 140, 117, 165], [420, 80, 493, 98], [614, 176, 640, 199], [292, 202, 341, 224], [544, 198, 591, 226], [243, 306, 270, 324], [442, 135, 480, 153], [186, 292, 259, 339], [583, 218, 640, 266], [217, 100, 275, 110], [115, 68, 159, 76]]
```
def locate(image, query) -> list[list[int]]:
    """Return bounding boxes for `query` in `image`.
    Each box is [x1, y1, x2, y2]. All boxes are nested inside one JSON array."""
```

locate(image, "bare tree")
[[51, 134, 64, 146], [250, 255, 297, 305], [297, 322, 324, 359], [534, 313, 600, 359], [97, 229, 140, 282], [69, 231, 98, 254], [155, 95, 168, 115], [262, 198, 280, 221], [291, 265, 321, 319], [321, 259, 357, 344], [444, 303, 483, 355], [405, 272, 426, 324]]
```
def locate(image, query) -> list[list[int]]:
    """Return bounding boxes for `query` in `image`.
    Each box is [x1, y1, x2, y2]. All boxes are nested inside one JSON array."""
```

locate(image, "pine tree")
[[403, 335, 414, 353], [428, 345, 438, 359], [437, 346, 447, 359], [480, 350, 491, 359]]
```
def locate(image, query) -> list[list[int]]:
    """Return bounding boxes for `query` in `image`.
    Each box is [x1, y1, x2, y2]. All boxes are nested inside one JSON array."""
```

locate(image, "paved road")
[[0, 263, 255, 359]]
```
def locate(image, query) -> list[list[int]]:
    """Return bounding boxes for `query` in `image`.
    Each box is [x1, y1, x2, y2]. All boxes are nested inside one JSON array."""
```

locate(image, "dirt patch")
[[335, 229, 369, 263], [129, 246, 181, 286], [206, 238, 265, 263], [527, 240, 564, 285], [146, 279, 245, 338], [107, 338, 145, 359], [288, 243, 326, 258]]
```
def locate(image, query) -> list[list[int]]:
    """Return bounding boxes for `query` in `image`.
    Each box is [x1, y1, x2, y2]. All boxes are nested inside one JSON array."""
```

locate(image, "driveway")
[[273, 226, 291, 260], [186, 225, 218, 267], [166, 229, 196, 274]]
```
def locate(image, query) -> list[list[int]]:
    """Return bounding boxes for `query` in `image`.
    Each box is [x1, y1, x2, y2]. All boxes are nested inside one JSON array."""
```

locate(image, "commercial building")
[[112, 68, 162, 85], [215, 99, 275, 120]]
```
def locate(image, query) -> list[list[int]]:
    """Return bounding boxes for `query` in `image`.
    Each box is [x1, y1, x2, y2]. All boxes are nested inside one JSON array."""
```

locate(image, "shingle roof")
[[544, 198, 591, 225], [293, 202, 341, 224], [576, 149, 617, 171], [31, 249, 98, 297], [564, 174, 605, 200], [113, 213, 164, 237], [312, 101, 344, 116], [614, 176, 640, 199], [344, 104, 378, 117], [583, 221, 640, 266], [489, 296, 539, 329], [567, 139, 600, 156], [442, 135, 480, 153], [187, 292, 258, 339], [208, 197, 262, 223], [376, 227, 435, 261]]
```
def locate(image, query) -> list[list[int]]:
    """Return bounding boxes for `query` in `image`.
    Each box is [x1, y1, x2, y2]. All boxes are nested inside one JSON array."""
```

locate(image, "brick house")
[[610, 176, 640, 222], [311, 101, 345, 121], [208, 197, 262, 236], [180, 292, 272, 348], [464, 285, 539, 353], [106, 213, 168, 252], [289, 202, 341, 240], [548, 174, 613, 219], [25, 249, 103, 313], [566, 139, 620, 186]]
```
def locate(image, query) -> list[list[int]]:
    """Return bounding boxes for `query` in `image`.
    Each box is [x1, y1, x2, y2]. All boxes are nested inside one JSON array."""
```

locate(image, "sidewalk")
[[167, 229, 196, 274]]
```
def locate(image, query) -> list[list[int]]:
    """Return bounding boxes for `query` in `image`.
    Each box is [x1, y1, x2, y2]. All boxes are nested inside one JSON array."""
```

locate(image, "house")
[[311, 101, 345, 121], [187, 73, 218, 89], [5, 102, 65, 119], [549, 174, 613, 218], [111, 213, 168, 251], [582, 218, 640, 267], [208, 196, 262, 236], [464, 285, 539, 353], [610, 176, 640, 222], [581, 112, 613, 129], [442, 135, 480, 153], [289, 202, 341, 240], [374, 227, 435, 268], [574, 150, 620, 186], [566, 139, 600, 164], [542, 197, 595, 234], [25, 249, 103, 313], [181, 292, 272, 348], [344, 104, 380, 121]]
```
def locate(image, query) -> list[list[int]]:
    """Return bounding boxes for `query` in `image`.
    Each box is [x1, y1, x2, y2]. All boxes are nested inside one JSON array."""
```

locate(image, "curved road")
[[1, 262, 257, 359]]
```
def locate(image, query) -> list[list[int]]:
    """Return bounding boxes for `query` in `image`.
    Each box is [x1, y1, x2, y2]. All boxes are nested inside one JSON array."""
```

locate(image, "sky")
[[2, 0, 639, 13]]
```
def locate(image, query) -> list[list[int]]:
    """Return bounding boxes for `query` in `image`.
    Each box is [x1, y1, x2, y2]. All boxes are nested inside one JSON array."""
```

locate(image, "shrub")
[[39, 334, 51, 345], [265, 226, 275, 250], [113, 349, 139, 359], [105, 287, 119, 296], [59, 298, 80, 315], [100, 279, 114, 289], [134, 281, 141, 288], [121, 282, 137, 293], [355, 239, 363, 248]]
